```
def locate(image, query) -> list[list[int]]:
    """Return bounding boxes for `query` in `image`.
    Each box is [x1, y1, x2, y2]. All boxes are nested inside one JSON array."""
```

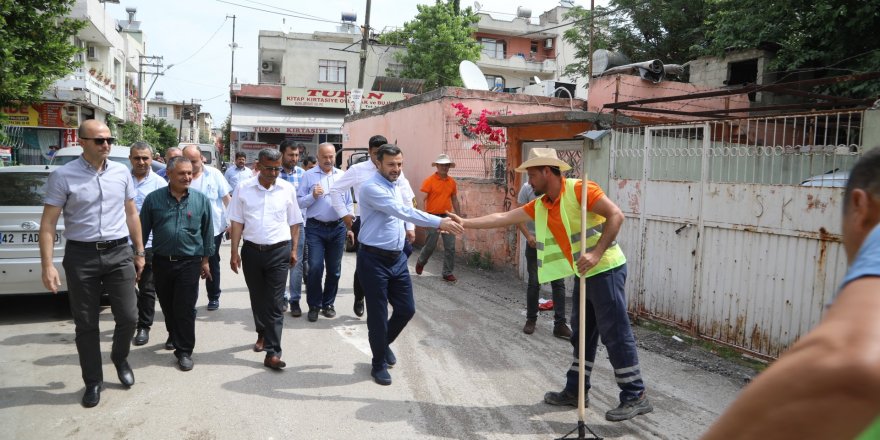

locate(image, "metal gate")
[[609, 111, 864, 359]]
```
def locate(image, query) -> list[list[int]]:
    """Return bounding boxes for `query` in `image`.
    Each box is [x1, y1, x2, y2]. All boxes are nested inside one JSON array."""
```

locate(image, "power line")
[[215, 0, 343, 25], [172, 17, 229, 67]]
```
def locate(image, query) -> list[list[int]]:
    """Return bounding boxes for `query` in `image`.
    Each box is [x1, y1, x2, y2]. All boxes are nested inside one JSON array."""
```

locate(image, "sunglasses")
[[80, 137, 116, 145]]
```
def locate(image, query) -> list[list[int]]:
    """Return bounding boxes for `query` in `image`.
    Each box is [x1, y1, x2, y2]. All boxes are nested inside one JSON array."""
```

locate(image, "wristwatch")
[[135, 250, 146, 257]]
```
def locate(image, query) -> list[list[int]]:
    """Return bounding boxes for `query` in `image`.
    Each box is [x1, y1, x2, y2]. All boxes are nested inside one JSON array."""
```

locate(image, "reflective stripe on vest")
[[534, 178, 626, 284]]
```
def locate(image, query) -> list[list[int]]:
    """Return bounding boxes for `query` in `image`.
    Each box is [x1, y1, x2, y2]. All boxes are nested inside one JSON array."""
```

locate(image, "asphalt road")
[[0, 243, 743, 439]]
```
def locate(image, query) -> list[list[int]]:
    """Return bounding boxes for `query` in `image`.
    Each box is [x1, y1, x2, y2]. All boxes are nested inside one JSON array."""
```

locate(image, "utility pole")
[[138, 55, 165, 138], [227, 14, 237, 161], [356, 0, 371, 89]]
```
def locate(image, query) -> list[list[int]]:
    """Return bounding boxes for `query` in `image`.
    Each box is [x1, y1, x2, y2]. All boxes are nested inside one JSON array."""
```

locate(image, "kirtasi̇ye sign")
[[0, 102, 79, 128], [281, 87, 406, 110]]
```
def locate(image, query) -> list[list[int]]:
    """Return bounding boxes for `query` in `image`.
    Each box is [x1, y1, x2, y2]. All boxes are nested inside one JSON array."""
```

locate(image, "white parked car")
[[800, 171, 849, 188], [0, 165, 66, 295], [52, 145, 166, 172]]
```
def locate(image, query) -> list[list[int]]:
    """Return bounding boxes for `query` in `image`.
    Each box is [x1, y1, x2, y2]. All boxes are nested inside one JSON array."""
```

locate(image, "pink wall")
[[588, 75, 751, 122]]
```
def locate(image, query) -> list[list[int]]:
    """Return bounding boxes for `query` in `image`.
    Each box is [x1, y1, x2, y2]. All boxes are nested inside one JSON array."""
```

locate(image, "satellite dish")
[[474, 1, 482, 11], [459, 60, 489, 91], [532, 76, 542, 84]]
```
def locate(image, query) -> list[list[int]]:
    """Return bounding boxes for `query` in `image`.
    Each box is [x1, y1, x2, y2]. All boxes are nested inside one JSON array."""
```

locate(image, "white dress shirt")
[[329, 159, 416, 231], [228, 178, 303, 245]]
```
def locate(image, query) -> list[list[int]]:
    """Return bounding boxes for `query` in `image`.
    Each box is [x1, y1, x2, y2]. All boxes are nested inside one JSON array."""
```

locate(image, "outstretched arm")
[[448, 207, 532, 230]]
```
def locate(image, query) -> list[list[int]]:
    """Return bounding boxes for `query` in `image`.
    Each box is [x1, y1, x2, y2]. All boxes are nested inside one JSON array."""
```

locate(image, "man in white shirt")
[[228, 148, 302, 370], [182, 145, 232, 311], [329, 135, 416, 317]]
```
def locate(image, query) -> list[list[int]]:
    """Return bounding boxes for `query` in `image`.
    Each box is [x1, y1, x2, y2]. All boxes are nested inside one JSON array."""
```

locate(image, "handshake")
[[437, 211, 467, 235]]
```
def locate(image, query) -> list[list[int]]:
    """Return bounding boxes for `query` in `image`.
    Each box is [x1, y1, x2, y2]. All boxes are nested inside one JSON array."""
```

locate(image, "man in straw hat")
[[449, 147, 652, 421], [415, 153, 462, 282]]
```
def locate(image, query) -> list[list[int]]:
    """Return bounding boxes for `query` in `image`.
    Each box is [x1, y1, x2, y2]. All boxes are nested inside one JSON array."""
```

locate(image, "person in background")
[[39, 119, 144, 408], [415, 154, 461, 282], [278, 140, 306, 317], [128, 142, 169, 349], [182, 145, 231, 311], [224, 151, 253, 192], [517, 181, 571, 339], [701, 148, 880, 440], [156, 147, 182, 181], [302, 155, 317, 171]]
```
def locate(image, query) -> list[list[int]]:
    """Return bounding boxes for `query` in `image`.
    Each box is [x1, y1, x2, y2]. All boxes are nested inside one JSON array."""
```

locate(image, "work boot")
[[523, 319, 536, 335], [605, 394, 653, 421], [553, 323, 572, 339], [544, 389, 589, 408]]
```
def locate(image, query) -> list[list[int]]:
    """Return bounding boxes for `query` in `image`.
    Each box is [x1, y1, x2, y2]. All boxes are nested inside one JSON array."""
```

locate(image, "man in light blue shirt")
[[357, 144, 463, 385], [279, 140, 306, 317], [224, 151, 253, 191], [297, 142, 352, 322], [129, 142, 168, 348]]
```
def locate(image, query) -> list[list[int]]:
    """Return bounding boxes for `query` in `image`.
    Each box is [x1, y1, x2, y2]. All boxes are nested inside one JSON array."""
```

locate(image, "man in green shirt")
[[140, 156, 215, 371]]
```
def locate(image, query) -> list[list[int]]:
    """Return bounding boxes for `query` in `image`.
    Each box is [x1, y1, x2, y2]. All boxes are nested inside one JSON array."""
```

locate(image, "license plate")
[[0, 232, 62, 246]]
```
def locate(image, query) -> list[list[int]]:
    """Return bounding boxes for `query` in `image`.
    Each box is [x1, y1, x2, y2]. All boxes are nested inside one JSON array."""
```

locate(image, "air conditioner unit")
[[86, 45, 99, 61], [260, 61, 274, 73], [544, 38, 554, 49]]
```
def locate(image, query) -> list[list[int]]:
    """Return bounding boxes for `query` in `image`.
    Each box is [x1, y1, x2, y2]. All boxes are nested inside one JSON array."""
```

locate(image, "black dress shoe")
[[115, 360, 135, 387], [81, 383, 102, 408], [177, 354, 194, 371], [290, 302, 302, 318], [164, 335, 174, 350], [353, 299, 365, 317], [133, 327, 149, 346], [307, 308, 319, 322], [321, 305, 336, 318]]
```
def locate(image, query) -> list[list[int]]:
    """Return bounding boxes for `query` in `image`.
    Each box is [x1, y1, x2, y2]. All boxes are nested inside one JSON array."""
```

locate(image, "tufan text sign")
[[281, 87, 405, 109]]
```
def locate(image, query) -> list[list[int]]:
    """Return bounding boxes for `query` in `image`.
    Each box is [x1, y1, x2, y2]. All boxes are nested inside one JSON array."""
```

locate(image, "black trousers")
[[63, 243, 137, 387], [153, 256, 201, 357], [135, 248, 160, 330], [242, 242, 291, 357]]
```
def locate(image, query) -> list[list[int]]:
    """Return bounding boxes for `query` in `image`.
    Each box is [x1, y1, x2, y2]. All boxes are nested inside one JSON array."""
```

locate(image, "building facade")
[[145, 92, 203, 144], [1, 0, 145, 164]]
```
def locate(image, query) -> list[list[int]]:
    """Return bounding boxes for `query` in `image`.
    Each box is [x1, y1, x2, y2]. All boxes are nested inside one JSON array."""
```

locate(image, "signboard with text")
[[237, 141, 277, 164], [0, 102, 79, 128], [281, 87, 406, 110]]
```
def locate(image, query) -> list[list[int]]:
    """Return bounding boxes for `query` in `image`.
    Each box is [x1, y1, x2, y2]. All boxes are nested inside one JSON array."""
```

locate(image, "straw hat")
[[515, 147, 572, 172], [432, 154, 456, 167]]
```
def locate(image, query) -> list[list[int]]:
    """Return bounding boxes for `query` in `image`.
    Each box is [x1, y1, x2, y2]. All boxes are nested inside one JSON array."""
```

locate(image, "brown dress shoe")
[[523, 319, 536, 335], [553, 323, 573, 339], [253, 336, 265, 352], [263, 355, 286, 370]]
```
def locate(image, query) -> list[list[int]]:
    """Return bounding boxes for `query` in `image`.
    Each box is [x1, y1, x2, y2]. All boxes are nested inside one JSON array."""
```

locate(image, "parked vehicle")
[[52, 146, 165, 173], [800, 170, 849, 188], [0, 165, 66, 295], [177, 143, 220, 169]]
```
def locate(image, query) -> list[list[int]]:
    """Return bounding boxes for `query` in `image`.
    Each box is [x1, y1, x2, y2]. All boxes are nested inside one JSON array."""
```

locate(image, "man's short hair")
[[130, 141, 153, 155], [844, 147, 880, 211], [304, 155, 317, 165], [258, 148, 282, 162], [369, 135, 387, 150], [547, 166, 561, 176], [166, 156, 189, 172], [234, 151, 247, 159], [279, 140, 297, 154], [376, 144, 402, 162], [165, 146, 182, 157]]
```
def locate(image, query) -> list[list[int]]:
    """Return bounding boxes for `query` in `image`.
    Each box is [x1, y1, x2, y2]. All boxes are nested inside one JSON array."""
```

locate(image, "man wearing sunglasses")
[[39, 119, 145, 408]]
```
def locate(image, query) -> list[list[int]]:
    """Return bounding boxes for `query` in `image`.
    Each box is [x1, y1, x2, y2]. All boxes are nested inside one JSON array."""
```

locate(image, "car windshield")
[[0, 172, 50, 206]]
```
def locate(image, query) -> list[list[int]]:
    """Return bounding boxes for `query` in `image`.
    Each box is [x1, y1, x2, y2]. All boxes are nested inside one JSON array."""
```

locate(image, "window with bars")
[[319, 60, 347, 83]]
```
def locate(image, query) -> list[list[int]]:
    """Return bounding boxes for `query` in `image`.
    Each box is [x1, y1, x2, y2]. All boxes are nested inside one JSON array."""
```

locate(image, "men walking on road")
[[140, 156, 215, 371], [129, 142, 168, 348], [330, 135, 417, 317], [297, 142, 352, 322], [415, 154, 461, 282], [182, 145, 231, 311], [357, 144, 463, 385], [451, 148, 652, 422], [224, 151, 253, 191], [39, 119, 144, 408], [229, 148, 302, 370], [517, 182, 571, 339], [279, 140, 306, 317]]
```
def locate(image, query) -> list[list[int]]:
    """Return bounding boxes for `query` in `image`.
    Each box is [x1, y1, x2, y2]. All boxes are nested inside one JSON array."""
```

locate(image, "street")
[[0, 244, 745, 440]]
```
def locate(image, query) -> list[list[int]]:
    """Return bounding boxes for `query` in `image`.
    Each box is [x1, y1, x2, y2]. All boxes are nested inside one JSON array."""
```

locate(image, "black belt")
[[360, 244, 401, 259], [429, 213, 448, 218], [243, 240, 290, 252], [154, 254, 201, 262], [67, 237, 128, 251], [307, 218, 342, 227]]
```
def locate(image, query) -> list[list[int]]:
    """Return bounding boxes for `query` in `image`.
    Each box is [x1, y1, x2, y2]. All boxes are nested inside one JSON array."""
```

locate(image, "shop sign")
[[0, 102, 79, 128], [281, 87, 405, 109], [254, 126, 330, 134]]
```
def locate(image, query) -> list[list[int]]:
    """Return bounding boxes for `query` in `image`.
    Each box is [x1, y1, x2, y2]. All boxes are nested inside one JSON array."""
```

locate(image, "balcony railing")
[[54, 70, 117, 109], [478, 53, 557, 73]]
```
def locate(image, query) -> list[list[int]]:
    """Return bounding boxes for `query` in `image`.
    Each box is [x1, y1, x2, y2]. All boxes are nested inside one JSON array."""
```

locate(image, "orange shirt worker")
[[415, 154, 461, 282]]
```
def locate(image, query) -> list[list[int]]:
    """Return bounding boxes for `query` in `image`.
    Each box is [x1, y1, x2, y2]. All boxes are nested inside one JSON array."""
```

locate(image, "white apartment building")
[[146, 91, 202, 143]]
